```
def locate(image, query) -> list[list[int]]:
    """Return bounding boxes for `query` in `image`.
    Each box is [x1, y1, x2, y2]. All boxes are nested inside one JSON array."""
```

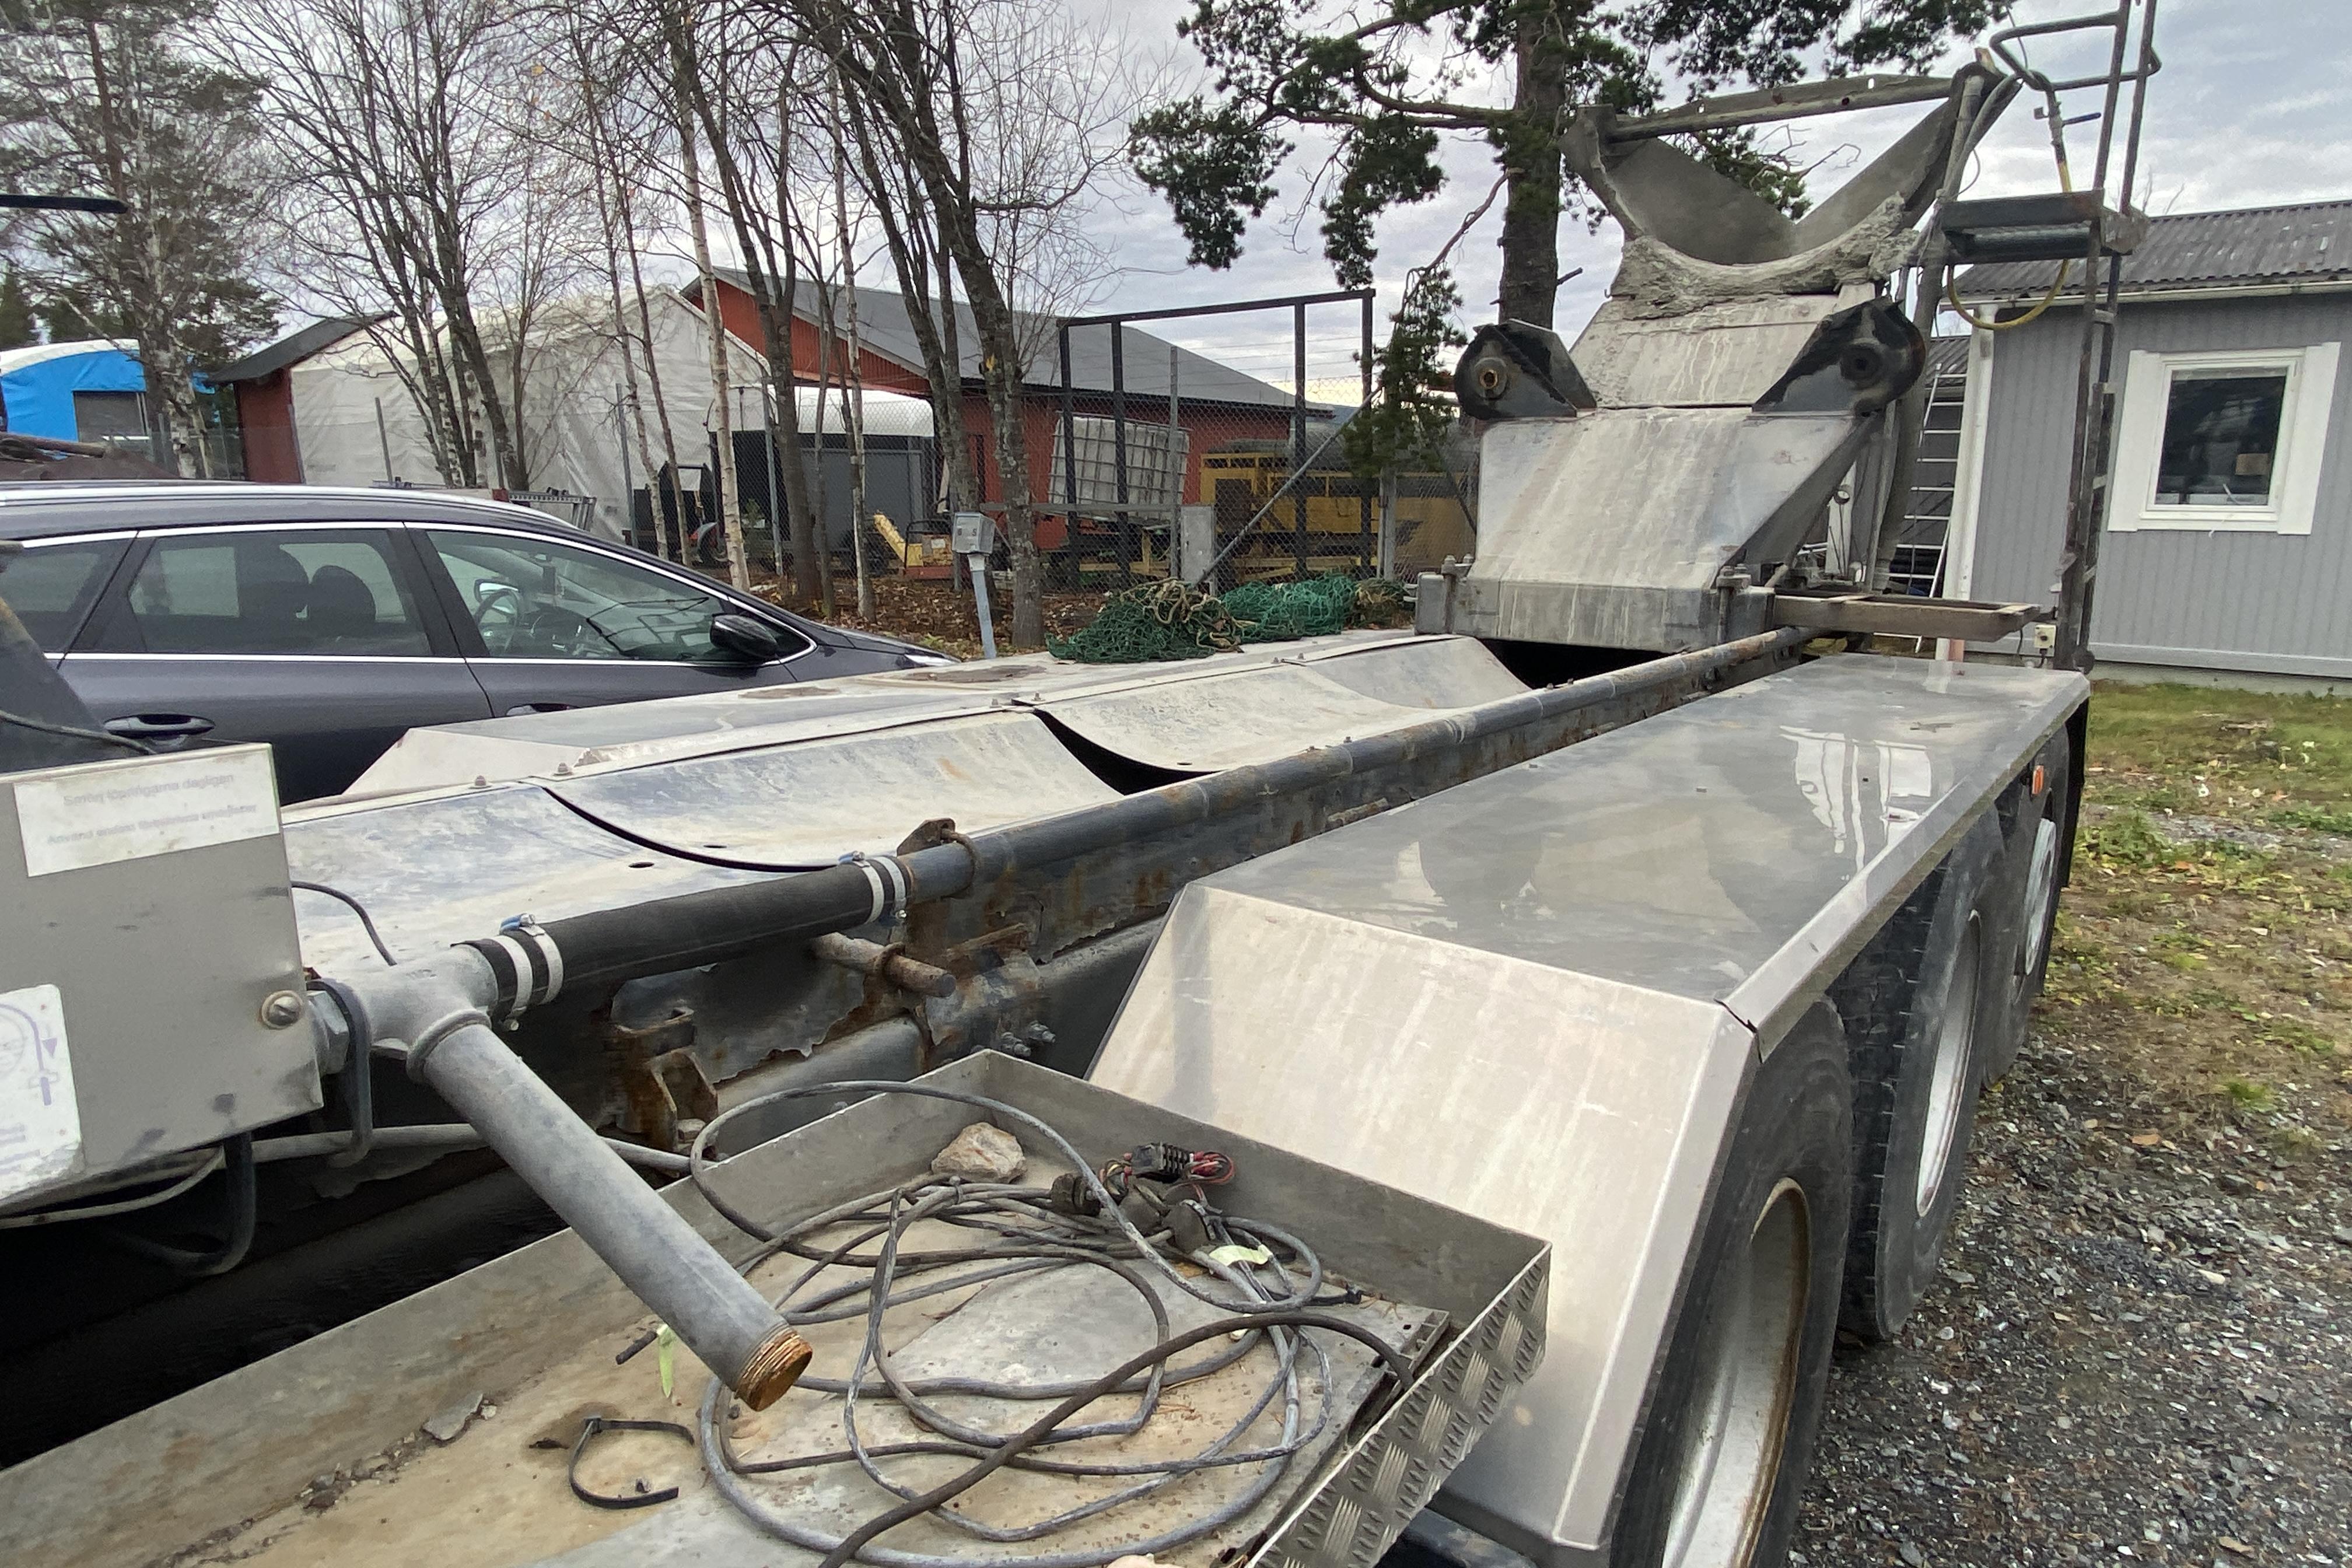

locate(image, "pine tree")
[[0, 0, 277, 473], [0, 269, 37, 348]]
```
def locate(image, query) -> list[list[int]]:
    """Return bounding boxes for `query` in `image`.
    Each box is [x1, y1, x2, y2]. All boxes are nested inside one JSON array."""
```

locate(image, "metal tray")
[[0, 1052, 1546, 1568]]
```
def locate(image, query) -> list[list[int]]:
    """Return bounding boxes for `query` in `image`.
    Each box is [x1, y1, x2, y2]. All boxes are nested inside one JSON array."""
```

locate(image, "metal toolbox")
[[1, 1051, 1547, 1568]]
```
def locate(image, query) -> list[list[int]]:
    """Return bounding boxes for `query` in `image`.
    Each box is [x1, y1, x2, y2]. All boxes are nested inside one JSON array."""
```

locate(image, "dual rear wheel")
[[1612, 733, 2078, 1567]]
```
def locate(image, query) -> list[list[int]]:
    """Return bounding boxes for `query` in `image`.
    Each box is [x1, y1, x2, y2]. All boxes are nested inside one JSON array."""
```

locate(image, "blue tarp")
[[0, 342, 147, 440]]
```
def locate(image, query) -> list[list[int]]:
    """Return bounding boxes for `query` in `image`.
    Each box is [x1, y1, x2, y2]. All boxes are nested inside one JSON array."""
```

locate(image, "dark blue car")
[[1, 483, 950, 800]]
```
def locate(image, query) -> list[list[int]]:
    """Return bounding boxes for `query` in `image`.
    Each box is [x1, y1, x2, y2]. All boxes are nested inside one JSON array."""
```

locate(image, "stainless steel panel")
[[1569, 293, 1845, 408], [1038, 657, 1494, 774], [285, 784, 769, 973], [346, 681, 999, 797], [345, 633, 1443, 799], [1091, 654, 2088, 1557], [1092, 889, 1748, 1558], [1289, 635, 1530, 710], [0, 747, 316, 1192], [1453, 408, 1865, 649], [545, 710, 1121, 865]]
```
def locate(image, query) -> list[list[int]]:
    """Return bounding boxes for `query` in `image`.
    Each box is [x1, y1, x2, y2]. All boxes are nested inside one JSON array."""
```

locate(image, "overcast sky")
[[1093, 0, 2352, 394]]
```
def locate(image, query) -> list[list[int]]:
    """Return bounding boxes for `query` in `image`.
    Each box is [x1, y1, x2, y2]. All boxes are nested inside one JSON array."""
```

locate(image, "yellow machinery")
[[871, 513, 955, 579]]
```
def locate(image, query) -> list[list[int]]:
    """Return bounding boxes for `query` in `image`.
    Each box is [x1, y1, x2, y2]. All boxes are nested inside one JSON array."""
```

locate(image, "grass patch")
[[2054, 684, 2352, 1133], [2274, 804, 2352, 837], [2087, 681, 2352, 827], [2221, 1076, 2274, 1109]]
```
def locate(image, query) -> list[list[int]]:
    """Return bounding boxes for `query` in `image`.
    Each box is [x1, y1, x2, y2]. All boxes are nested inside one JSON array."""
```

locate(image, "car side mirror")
[[709, 612, 783, 664]]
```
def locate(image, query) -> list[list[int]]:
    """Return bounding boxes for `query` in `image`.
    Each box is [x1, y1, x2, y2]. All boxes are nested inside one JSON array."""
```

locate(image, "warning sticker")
[[0, 984, 80, 1204], [15, 747, 278, 877]]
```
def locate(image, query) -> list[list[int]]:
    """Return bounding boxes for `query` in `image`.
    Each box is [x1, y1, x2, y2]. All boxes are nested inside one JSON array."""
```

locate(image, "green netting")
[[1049, 575, 1412, 664]]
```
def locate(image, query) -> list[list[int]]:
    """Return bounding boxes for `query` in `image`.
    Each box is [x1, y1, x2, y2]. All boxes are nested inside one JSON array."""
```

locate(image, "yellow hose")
[[1946, 260, 2072, 331], [1945, 145, 2077, 331]]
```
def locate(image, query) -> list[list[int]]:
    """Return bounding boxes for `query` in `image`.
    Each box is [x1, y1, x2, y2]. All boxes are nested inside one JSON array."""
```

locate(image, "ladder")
[[1932, 3, 2163, 671]]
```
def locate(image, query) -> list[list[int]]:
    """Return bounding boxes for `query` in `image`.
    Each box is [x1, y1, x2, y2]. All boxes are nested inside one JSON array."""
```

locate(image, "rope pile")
[[1049, 575, 1412, 664]]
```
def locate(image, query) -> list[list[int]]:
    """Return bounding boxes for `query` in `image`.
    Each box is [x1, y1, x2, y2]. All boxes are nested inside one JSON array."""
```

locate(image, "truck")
[[0, 13, 2159, 1568]]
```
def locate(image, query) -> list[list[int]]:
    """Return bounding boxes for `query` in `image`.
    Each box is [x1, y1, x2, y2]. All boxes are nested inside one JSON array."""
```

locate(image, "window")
[[4, 538, 127, 651], [102, 530, 430, 654], [72, 391, 158, 460], [2108, 343, 2340, 534], [426, 529, 798, 664]]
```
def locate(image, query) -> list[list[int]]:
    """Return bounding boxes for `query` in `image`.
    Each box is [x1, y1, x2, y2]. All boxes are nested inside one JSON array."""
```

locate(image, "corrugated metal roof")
[[712, 270, 1315, 412], [1954, 200, 2352, 302]]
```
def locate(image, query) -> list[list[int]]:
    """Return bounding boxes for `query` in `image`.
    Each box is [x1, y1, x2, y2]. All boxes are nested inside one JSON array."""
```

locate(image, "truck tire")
[[1827, 814, 2003, 1343], [1610, 1003, 1852, 1568], [1977, 732, 2076, 1086]]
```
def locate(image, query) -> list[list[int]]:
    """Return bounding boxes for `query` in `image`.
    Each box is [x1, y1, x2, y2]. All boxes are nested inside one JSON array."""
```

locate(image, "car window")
[[426, 528, 793, 663], [4, 537, 128, 652], [98, 530, 430, 655]]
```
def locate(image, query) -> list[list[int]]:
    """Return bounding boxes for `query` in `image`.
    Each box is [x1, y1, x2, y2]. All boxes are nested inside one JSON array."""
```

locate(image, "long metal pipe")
[[252, 1123, 692, 1175], [402, 1013, 811, 1409]]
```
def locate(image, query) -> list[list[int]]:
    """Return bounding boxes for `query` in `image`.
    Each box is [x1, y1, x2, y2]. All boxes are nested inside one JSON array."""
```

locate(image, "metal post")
[[1359, 293, 1375, 576], [2053, 0, 2156, 674], [970, 560, 998, 659], [373, 397, 394, 482], [1168, 345, 1182, 583], [1293, 302, 1308, 580], [1112, 321, 1131, 587], [615, 384, 635, 548], [1059, 327, 1078, 589], [763, 379, 787, 583]]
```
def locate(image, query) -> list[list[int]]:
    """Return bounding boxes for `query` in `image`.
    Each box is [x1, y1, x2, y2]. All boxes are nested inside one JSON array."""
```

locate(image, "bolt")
[[260, 989, 306, 1029]]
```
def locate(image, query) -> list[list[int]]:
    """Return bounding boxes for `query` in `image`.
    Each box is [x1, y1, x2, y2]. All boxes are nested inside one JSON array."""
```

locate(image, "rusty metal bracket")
[[808, 932, 958, 999], [607, 1009, 718, 1152]]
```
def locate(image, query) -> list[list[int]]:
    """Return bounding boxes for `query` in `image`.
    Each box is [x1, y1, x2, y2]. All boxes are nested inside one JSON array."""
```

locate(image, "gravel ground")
[[1797, 1028, 2352, 1567]]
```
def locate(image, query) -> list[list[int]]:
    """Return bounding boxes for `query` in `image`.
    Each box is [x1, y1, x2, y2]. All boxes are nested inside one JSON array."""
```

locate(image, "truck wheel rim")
[[2021, 814, 2060, 978], [1916, 917, 1981, 1216], [1662, 1179, 1808, 1568]]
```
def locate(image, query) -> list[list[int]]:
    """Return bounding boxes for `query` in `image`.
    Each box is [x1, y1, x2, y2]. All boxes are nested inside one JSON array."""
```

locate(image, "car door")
[[413, 524, 810, 716], [61, 524, 493, 802]]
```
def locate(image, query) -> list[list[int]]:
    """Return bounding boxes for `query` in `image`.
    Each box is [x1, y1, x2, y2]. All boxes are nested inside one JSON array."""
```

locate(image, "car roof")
[[0, 482, 592, 542]]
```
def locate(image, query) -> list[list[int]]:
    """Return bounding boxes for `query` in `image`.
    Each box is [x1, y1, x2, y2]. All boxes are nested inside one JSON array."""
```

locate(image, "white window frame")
[[2107, 341, 2339, 535]]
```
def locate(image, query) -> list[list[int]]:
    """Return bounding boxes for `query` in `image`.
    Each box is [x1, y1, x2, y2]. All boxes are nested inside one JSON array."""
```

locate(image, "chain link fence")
[[1046, 290, 1477, 597]]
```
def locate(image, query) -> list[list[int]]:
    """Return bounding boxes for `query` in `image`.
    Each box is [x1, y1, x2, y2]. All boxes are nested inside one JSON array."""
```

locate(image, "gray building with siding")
[[1950, 201, 2352, 687]]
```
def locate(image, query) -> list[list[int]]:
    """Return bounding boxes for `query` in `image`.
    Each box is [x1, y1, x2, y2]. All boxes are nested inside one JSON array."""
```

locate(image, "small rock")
[[352, 1455, 389, 1478], [2217, 1173, 2250, 1195], [423, 1391, 484, 1444], [303, 1491, 336, 1512], [1898, 1541, 1927, 1567], [930, 1122, 1025, 1182], [2330, 1226, 2352, 1246]]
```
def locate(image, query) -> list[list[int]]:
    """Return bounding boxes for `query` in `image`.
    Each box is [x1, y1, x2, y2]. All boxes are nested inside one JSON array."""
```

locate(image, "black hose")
[[107, 1133, 257, 1277], [307, 976, 376, 1167], [0, 706, 152, 755], [290, 881, 398, 967]]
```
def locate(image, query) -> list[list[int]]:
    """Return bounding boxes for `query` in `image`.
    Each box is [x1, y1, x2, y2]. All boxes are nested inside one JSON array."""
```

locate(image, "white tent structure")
[[285, 289, 932, 545]]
